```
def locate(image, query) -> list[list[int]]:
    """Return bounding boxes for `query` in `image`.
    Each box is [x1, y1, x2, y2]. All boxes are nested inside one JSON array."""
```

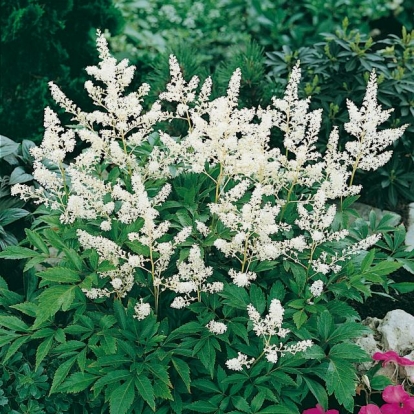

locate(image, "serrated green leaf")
[[326, 357, 356, 412], [63, 248, 83, 271], [293, 310, 308, 329], [25, 229, 49, 254], [93, 370, 131, 393], [327, 322, 370, 344], [37, 267, 81, 283], [197, 337, 217, 378], [303, 377, 328, 410], [3, 335, 30, 363], [135, 376, 155, 411], [317, 311, 334, 342], [113, 300, 127, 330], [329, 343, 370, 362], [109, 377, 135, 414], [0, 315, 30, 332], [35, 285, 79, 326], [186, 400, 217, 413], [250, 285, 266, 313], [251, 391, 266, 411], [172, 357, 191, 393], [0, 246, 41, 260], [49, 355, 77, 395], [192, 379, 220, 393], [10, 301, 37, 317], [36, 335, 54, 370], [231, 396, 250, 412], [167, 321, 202, 342], [59, 372, 97, 393]]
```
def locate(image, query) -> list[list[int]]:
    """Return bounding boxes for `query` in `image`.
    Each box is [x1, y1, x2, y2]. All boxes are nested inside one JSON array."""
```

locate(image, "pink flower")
[[381, 385, 414, 414], [302, 404, 339, 414], [373, 351, 414, 367], [358, 404, 382, 414]]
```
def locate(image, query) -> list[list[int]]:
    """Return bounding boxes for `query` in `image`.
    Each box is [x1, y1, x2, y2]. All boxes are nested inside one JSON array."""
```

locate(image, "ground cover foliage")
[[0, 30, 414, 414]]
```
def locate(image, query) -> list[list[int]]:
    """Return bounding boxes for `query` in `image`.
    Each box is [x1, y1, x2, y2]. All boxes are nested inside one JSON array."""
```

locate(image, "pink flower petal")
[[303, 405, 325, 414], [382, 385, 408, 404], [302, 404, 339, 414], [381, 404, 412, 414], [373, 351, 399, 367], [358, 404, 382, 414], [396, 355, 414, 366]]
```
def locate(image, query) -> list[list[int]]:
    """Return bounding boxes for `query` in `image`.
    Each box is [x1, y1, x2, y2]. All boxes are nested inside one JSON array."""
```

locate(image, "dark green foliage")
[[0, 0, 124, 143]]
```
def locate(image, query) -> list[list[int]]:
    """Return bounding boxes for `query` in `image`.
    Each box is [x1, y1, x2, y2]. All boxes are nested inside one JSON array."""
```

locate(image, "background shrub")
[[0, 0, 124, 144]]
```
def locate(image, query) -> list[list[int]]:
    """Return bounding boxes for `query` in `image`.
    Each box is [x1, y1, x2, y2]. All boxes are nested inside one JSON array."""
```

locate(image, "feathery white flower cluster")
[[206, 320, 228, 335], [77, 229, 142, 298], [247, 299, 313, 364], [225, 352, 255, 371], [134, 299, 151, 320], [310, 280, 324, 297], [166, 245, 223, 308], [344, 71, 408, 172]]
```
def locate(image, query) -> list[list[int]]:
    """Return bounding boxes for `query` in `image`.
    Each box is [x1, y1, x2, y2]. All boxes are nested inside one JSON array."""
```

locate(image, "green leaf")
[[10, 302, 38, 317], [231, 396, 250, 412], [0, 246, 41, 260], [135, 376, 155, 411], [49, 355, 77, 395], [250, 284, 266, 313], [293, 310, 308, 329], [368, 261, 402, 277], [327, 322, 370, 344], [192, 379, 220, 393], [92, 370, 131, 394], [257, 405, 298, 414], [186, 400, 217, 413], [391, 282, 414, 293], [9, 166, 33, 184], [35, 285, 79, 326], [370, 375, 393, 390], [0, 135, 19, 157], [63, 248, 84, 271], [0, 315, 30, 332], [3, 335, 30, 363], [59, 372, 97, 393], [325, 357, 356, 412], [35, 335, 54, 370], [317, 311, 334, 342], [172, 357, 191, 393], [113, 300, 127, 330], [197, 337, 217, 378], [110, 377, 135, 414], [329, 343, 370, 363], [250, 391, 266, 411], [303, 377, 328, 410], [167, 321, 202, 342], [0, 208, 29, 226], [37, 267, 81, 283], [25, 229, 49, 254]]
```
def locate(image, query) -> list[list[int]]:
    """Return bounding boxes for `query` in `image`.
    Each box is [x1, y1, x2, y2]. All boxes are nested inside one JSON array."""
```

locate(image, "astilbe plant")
[[0, 31, 409, 413]]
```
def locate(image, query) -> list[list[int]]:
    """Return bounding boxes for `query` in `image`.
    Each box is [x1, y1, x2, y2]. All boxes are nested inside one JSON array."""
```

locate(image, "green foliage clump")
[[0, 0, 124, 144], [0, 31, 413, 414]]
